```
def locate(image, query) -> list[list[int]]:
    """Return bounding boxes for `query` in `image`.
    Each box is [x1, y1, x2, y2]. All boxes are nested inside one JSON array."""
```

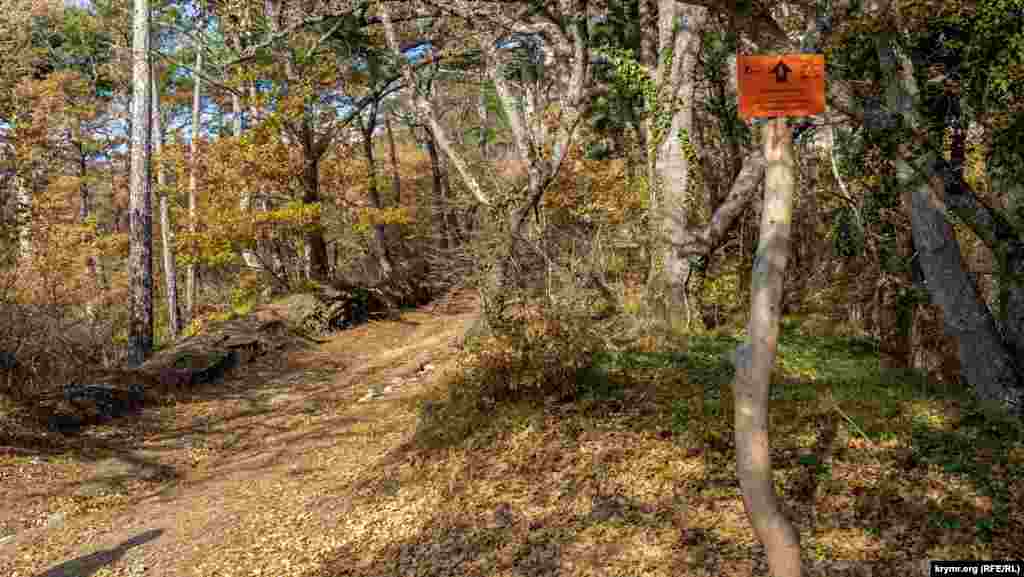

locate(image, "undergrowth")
[[413, 309, 1024, 565]]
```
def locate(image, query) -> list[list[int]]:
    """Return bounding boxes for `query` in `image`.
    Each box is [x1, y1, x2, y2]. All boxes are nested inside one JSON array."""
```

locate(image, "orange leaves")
[[161, 130, 314, 269], [542, 146, 641, 226]]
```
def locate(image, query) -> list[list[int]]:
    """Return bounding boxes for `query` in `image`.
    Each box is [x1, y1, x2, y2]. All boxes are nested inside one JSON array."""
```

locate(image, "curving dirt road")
[[1, 292, 479, 577]]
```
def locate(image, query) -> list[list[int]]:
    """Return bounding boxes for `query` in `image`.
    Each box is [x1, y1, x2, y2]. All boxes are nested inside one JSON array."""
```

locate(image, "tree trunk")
[[247, 79, 282, 277], [478, 72, 489, 159], [732, 118, 802, 577], [152, 66, 181, 340], [234, 79, 260, 270], [646, 0, 708, 330], [381, 1, 591, 315], [425, 126, 449, 251], [77, 135, 103, 319], [901, 155, 1023, 411], [301, 152, 329, 282], [635, 0, 656, 177], [361, 107, 393, 279], [384, 107, 402, 206], [128, 0, 154, 367], [186, 46, 201, 325], [380, 3, 493, 209], [942, 126, 1024, 367], [77, 141, 90, 223], [883, 37, 1024, 413]]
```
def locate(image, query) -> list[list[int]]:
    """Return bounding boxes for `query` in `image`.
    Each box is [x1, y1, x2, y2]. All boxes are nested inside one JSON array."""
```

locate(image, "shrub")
[[451, 285, 619, 412]]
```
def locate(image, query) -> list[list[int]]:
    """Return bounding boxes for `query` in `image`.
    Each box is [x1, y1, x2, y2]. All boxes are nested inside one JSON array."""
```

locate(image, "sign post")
[[731, 54, 824, 577]]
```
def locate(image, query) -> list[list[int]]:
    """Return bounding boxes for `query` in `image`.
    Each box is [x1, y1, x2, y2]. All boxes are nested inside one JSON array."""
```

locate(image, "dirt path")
[[1, 293, 479, 577]]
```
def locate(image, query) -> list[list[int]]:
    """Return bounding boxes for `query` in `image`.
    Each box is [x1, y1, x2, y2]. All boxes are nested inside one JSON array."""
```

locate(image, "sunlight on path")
[[1, 293, 479, 577]]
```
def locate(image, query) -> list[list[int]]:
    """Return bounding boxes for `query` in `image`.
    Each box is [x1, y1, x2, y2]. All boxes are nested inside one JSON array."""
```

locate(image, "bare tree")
[[359, 96, 394, 278], [384, 106, 402, 206], [152, 66, 181, 340], [185, 41, 201, 325], [128, 0, 154, 366], [380, 0, 598, 307]]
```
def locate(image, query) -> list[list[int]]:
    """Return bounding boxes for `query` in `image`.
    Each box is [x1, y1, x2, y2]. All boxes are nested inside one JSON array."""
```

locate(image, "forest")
[[1, 0, 1023, 576]]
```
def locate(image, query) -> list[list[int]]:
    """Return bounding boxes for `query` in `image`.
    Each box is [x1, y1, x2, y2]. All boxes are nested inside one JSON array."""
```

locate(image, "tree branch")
[[152, 49, 243, 97], [677, 149, 767, 256], [379, 1, 491, 206]]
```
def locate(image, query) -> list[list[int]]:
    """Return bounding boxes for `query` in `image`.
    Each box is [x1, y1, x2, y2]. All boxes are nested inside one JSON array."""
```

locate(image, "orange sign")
[[737, 54, 825, 119]]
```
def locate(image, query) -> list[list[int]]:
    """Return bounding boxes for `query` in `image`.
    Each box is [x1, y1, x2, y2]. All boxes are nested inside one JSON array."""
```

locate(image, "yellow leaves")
[[257, 201, 322, 229], [355, 206, 413, 233]]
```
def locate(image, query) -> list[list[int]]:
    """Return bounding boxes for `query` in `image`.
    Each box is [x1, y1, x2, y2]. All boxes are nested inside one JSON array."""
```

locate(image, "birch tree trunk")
[[186, 46, 201, 325], [732, 118, 802, 577], [153, 67, 181, 340], [128, 0, 154, 367]]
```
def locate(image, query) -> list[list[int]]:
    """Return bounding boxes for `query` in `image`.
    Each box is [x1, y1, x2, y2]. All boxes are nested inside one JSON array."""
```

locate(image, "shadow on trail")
[[34, 529, 162, 577]]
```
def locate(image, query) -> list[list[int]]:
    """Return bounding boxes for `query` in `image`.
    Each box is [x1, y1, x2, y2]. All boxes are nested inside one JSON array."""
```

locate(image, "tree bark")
[[10, 87, 32, 263], [901, 154, 1023, 411], [938, 130, 1024, 365], [424, 126, 449, 251], [882, 36, 1024, 413], [301, 150, 330, 282], [477, 71, 489, 159], [732, 118, 802, 577], [646, 0, 708, 330], [680, 151, 766, 257], [361, 103, 393, 279], [186, 45, 201, 325], [384, 107, 402, 206], [152, 66, 181, 340], [77, 131, 103, 319], [77, 140, 90, 223], [247, 79, 282, 277], [234, 72, 260, 270], [128, 0, 154, 367]]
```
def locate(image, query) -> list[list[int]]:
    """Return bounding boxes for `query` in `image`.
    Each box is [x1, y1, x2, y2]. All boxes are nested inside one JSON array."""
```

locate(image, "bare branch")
[[379, 1, 491, 206], [488, 41, 537, 163], [680, 149, 767, 255], [152, 49, 243, 97]]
